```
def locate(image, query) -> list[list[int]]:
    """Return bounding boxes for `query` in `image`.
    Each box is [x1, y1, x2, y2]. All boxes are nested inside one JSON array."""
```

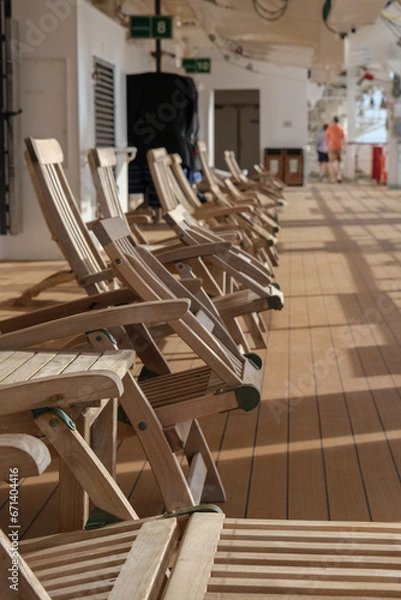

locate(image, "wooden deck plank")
[[246, 321, 289, 519], [287, 242, 328, 521]]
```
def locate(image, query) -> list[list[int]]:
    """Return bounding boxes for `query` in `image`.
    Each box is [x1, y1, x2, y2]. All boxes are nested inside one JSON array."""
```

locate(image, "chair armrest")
[[0, 370, 126, 416], [206, 227, 243, 242], [0, 288, 139, 333], [0, 300, 190, 349], [78, 268, 116, 287], [85, 218, 98, 229], [0, 434, 52, 479], [157, 242, 232, 264], [126, 213, 153, 225], [194, 204, 255, 219], [180, 278, 203, 293]]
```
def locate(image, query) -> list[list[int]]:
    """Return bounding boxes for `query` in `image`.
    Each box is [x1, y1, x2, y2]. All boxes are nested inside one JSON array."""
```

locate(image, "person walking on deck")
[[325, 116, 346, 183], [316, 123, 329, 181]]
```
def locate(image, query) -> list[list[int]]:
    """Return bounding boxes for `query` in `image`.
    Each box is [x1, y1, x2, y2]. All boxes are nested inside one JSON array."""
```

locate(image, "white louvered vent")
[[93, 57, 115, 147]]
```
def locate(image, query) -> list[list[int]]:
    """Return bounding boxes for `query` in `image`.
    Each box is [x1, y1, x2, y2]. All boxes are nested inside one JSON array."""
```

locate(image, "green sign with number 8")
[[130, 16, 172, 39]]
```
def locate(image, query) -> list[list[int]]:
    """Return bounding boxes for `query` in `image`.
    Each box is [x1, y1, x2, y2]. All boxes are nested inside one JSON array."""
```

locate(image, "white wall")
[[0, 0, 79, 260], [193, 57, 309, 166], [76, 1, 128, 219], [0, 0, 133, 260]]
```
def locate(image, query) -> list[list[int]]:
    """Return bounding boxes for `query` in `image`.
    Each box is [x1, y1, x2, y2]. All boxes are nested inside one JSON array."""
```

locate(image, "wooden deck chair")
[[224, 148, 288, 207], [2, 439, 399, 600], [230, 149, 287, 194], [169, 151, 280, 239], [88, 146, 238, 298], [0, 344, 139, 531], [89, 145, 282, 312], [252, 161, 286, 190], [0, 300, 244, 518], [88, 146, 162, 245], [92, 216, 266, 405], [144, 149, 284, 348], [2, 438, 398, 600], [14, 138, 197, 305], [163, 205, 284, 349], [163, 511, 401, 599], [197, 140, 282, 218], [11, 137, 117, 306], [0, 433, 184, 599], [195, 143, 281, 267], [148, 147, 280, 267], [86, 145, 282, 351]]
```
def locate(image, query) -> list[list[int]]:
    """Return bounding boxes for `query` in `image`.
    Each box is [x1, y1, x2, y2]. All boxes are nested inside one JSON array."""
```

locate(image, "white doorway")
[[214, 89, 260, 173]]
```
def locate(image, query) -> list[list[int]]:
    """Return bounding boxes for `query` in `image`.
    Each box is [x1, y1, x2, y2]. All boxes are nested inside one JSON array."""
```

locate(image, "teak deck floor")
[[1, 181, 401, 540]]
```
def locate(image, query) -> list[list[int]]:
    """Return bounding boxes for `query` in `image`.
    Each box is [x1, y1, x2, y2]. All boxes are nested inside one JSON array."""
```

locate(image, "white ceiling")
[[119, 0, 400, 83]]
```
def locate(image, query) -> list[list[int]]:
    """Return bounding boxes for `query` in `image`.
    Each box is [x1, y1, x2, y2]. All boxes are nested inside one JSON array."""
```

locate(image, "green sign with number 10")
[[182, 58, 211, 74], [129, 16, 173, 39]]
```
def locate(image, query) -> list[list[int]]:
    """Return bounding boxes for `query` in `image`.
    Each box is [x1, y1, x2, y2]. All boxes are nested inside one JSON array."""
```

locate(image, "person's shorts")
[[317, 152, 329, 163], [329, 148, 342, 162]]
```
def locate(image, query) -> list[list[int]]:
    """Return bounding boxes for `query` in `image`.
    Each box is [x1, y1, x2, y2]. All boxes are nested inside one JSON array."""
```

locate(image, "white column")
[[387, 97, 401, 188], [344, 66, 358, 181]]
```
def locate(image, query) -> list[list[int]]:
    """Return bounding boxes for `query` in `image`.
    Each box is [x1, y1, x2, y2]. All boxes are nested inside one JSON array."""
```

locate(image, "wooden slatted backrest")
[[24, 137, 113, 295], [223, 149, 240, 182], [196, 141, 223, 189], [148, 148, 233, 220], [88, 147, 151, 246], [223, 176, 247, 200], [147, 148, 197, 215], [164, 204, 221, 246], [93, 216, 246, 386], [169, 153, 203, 210], [88, 147, 126, 221], [164, 206, 275, 297], [224, 149, 243, 181]]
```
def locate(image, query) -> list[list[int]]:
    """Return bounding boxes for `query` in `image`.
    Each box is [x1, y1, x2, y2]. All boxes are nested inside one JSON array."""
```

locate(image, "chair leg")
[[241, 313, 267, 349], [224, 316, 251, 353], [120, 374, 196, 510], [11, 269, 76, 306], [183, 420, 226, 503], [91, 398, 118, 479], [34, 412, 138, 531], [57, 412, 90, 531]]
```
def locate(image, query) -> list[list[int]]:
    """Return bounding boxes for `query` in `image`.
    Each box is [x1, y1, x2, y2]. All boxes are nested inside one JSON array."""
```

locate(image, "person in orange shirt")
[[325, 116, 346, 183]]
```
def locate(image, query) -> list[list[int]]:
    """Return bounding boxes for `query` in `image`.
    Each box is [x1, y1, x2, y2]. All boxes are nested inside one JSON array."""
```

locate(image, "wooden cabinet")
[[264, 147, 304, 186]]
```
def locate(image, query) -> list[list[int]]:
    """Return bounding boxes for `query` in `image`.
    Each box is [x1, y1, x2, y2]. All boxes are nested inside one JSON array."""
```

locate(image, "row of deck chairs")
[[2, 136, 285, 522], [0, 139, 399, 598]]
